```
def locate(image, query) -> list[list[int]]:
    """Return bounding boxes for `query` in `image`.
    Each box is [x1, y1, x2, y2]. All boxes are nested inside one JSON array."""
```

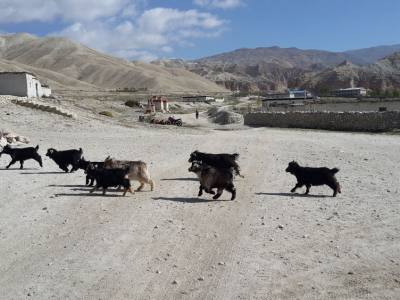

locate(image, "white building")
[[332, 87, 367, 98], [0, 72, 51, 98], [182, 95, 215, 102], [263, 90, 313, 100]]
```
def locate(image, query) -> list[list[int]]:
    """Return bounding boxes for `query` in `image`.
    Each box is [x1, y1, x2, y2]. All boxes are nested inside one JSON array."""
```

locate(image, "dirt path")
[[0, 104, 399, 299]]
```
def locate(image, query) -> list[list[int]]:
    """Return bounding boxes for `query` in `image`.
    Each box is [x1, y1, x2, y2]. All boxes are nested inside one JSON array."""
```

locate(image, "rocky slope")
[[154, 46, 400, 93], [0, 33, 227, 93], [305, 53, 400, 92]]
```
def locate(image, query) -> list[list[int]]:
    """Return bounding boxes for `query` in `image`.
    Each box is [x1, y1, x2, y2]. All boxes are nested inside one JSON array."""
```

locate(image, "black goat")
[[88, 166, 133, 196], [78, 157, 104, 186], [188, 150, 243, 178], [285, 161, 341, 197], [46, 148, 83, 173], [189, 162, 236, 200], [0, 144, 42, 169]]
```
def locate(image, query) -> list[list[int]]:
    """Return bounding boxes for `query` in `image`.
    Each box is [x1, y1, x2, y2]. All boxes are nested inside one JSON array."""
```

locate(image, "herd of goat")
[[0, 144, 342, 199]]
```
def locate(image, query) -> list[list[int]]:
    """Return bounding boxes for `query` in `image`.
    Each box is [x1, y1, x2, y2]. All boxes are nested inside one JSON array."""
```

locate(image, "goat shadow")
[[0, 168, 37, 171], [153, 196, 228, 203], [21, 171, 68, 175], [53, 191, 129, 197], [161, 177, 198, 182], [49, 184, 89, 188], [256, 192, 330, 198]]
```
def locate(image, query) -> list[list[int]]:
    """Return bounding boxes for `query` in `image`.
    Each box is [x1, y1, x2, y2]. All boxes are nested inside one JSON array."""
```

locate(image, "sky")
[[0, 0, 399, 61]]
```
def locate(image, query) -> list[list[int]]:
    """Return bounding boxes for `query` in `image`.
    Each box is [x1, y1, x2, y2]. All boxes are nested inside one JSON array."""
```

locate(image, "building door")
[[35, 83, 39, 97]]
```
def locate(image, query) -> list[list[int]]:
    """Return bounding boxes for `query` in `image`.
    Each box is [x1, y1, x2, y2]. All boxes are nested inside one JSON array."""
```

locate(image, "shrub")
[[99, 111, 114, 117], [125, 100, 140, 108]]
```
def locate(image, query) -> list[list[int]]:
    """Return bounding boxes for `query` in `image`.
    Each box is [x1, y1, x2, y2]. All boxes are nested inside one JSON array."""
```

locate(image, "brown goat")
[[104, 157, 154, 192]]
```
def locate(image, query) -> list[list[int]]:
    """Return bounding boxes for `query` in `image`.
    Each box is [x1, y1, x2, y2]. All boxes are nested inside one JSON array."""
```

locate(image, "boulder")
[[207, 107, 244, 125]]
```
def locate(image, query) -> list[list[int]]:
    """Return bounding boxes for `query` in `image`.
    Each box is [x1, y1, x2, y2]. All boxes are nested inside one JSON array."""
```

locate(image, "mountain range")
[[153, 44, 400, 93], [0, 33, 226, 93], [1, 33, 399, 94]]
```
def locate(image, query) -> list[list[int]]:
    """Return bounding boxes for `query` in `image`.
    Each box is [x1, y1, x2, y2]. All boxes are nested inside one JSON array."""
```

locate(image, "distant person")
[[195, 109, 199, 119]]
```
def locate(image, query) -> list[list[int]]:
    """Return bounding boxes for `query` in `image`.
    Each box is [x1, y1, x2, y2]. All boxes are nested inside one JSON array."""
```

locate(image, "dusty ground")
[[0, 99, 399, 299]]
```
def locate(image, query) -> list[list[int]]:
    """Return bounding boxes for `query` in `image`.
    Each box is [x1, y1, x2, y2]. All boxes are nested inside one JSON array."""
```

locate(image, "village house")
[[182, 95, 216, 102], [331, 87, 367, 98], [0, 72, 51, 98], [263, 89, 313, 101], [145, 96, 169, 113]]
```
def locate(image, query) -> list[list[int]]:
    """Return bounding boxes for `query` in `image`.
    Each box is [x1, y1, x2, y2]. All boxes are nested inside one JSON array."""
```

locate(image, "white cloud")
[[0, 0, 137, 23], [0, 0, 227, 61], [53, 7, 226, 61], [194, 0, 243, 9]]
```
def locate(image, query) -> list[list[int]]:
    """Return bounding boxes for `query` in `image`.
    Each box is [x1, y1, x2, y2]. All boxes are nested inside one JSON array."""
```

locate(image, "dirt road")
[[1, 104, 399, 299]]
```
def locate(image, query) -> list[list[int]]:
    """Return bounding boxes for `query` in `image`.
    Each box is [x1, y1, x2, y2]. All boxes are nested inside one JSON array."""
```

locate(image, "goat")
[[88, 166, 133, 196], [78, 157, 104, 186], [285, 161, 341, 197], [0, 144, 42, 169], [46, 148, 83, 173], [104, 157, 154, 191], [188, 150, 243, 178], [189, 162, 236, 200]]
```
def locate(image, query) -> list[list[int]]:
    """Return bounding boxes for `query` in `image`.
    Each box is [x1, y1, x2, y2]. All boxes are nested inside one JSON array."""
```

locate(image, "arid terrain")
[[0, 97, 399, 299]]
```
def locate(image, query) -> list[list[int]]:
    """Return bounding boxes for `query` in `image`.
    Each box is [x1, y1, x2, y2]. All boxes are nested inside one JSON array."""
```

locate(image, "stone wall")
[[244, 111, 400, 132], [11, 98, 76, 119]]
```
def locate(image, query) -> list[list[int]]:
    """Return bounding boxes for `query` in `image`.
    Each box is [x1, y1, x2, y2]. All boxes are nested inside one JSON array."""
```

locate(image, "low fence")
[[244, 111, 400, 132]]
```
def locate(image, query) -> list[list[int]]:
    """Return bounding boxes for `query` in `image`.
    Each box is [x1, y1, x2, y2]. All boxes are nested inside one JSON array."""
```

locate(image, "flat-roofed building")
[[332, 87, 367, 97], [0, 72, 51, 98]]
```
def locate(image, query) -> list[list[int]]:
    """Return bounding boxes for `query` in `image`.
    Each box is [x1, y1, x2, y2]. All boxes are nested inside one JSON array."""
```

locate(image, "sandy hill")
[[0, 33, 227, 93]]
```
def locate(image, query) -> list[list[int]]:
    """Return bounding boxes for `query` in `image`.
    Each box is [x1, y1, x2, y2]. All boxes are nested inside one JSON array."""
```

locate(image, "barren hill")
[[153, 46, 400, 93], [196, 46, 359, 70], [305, 52, 400, 92], [0, 33, 227, 93]]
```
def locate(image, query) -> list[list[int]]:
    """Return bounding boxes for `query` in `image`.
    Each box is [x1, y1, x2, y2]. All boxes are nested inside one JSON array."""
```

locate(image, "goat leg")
[[213, 188, 223, 200], [305, 184, 311, 195], [6, 159, 17, 169], [291, 183, 303, 193], [198, 185, 203, 197], [136, 182, 145, 192]]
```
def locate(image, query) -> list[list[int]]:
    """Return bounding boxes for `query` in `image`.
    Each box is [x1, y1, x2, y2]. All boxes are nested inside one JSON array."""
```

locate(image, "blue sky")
[[0, 0, 399, 60]]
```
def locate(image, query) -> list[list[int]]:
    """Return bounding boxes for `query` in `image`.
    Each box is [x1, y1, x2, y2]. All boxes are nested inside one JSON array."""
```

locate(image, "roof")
[[335, 87, 366, 91], [0, 71, 37, 77], [182, 95, 212, 98]]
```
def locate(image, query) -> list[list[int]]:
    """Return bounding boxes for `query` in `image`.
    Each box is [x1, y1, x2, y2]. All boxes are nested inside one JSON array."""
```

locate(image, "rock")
[[198, 277, 204, 281], [348, 271, 354, 275], [277, 224, 284, 229], [42, 207, 47, 210], [156, 270, 161, 274], [172, 280, 178, 285], [218, 262, 225, 266], [207, 107, 244, 125]]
